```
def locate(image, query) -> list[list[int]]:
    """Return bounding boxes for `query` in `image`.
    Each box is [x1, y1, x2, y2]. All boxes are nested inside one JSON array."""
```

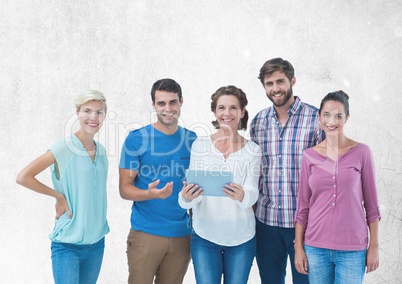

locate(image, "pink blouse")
[[295, 143, 381, 250]]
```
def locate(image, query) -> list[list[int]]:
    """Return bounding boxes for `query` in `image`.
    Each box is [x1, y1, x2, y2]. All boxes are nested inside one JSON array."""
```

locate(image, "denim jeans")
[[51, 237, 105, 284], [256, 220, 308, 284], [190, 232, 256, 284], [304, 245, 366, 284]]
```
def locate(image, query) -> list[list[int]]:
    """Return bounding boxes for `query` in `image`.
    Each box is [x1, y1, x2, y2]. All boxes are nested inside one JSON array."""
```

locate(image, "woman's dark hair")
[[319, 90, 350, 116], [210, 85, 249, 130]]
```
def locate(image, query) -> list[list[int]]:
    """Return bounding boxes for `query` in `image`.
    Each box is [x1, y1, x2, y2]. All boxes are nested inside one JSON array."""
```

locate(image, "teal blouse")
[[49, 134, 109, 244]]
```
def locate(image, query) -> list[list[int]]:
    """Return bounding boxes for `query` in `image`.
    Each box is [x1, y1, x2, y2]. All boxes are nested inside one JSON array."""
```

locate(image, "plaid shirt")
[[250, 96, 324, 228]]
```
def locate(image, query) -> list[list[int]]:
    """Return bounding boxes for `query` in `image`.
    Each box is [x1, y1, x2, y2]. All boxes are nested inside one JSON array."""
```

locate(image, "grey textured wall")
[[1, 1, 401, 283]]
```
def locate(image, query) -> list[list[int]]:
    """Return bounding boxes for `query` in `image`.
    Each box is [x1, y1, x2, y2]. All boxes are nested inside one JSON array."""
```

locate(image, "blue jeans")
[[256, 219, 308, 284], [304, 245, 366, 284], [51, 237, 105, 284], [191, 232, 256, 284]]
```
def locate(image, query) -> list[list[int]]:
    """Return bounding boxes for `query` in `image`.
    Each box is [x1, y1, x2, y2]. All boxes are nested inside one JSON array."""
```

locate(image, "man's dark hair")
[[151, 78, 182, 103], [258, 58, 295, 84]]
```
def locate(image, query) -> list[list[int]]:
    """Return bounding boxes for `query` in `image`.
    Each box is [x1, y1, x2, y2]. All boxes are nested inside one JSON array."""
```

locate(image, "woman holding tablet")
[[179, 85, 262, 284], [16, 90, 109, 284]]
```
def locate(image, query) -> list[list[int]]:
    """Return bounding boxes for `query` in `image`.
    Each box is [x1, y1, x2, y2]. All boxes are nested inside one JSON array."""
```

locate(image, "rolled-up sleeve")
[[361, 146, 381, 224], [295, 151, 312, 229]]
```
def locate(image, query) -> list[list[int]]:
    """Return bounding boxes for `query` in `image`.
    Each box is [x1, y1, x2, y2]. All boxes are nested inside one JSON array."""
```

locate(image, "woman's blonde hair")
[[74, 89, 107, 112]]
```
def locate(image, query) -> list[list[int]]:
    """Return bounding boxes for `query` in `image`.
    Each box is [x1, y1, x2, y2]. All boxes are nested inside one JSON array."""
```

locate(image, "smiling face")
[[153, 90, 182, 128], [76, 100, 106, 135], [214, 95, 245, 131], [320, 100, 349, 136], [262, 70, 295, 108]]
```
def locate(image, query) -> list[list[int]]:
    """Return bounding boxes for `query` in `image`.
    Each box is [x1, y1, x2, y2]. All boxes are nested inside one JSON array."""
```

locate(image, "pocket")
[[126, 228, 141, 248]]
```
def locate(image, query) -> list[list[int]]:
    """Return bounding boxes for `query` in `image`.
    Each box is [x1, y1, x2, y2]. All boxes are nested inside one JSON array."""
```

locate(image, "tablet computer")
[[185, 169, 234, 197]]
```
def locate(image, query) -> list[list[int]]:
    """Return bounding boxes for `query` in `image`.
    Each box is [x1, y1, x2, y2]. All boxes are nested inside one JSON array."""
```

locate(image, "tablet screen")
[[185, 169, 234, 197]]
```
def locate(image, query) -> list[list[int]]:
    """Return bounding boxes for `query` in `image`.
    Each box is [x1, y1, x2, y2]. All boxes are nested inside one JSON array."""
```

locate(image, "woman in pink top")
[[294, 90, 381, 284]]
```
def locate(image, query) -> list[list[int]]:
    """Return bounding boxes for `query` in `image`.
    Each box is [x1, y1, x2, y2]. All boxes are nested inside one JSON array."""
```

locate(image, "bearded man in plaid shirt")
[[250, 58, 325, 284]]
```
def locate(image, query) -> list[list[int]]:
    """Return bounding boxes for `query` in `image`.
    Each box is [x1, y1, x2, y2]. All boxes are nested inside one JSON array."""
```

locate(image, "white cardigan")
[[178, 136, 262, 246]]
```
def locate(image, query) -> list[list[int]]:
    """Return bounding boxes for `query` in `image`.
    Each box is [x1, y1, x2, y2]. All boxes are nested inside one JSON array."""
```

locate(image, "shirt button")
[[333, 185, 336, 188], [333, 194, 336, 197], [279, 190, 282, 193], [332, 203, 335, 206], [332, 176, 335, 179], [279, 154, 282, 158], [278, 206, 281, 208]]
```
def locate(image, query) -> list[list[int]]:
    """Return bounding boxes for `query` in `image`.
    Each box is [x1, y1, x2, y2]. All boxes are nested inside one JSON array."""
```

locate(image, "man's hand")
[[147, 180, 173, 199]]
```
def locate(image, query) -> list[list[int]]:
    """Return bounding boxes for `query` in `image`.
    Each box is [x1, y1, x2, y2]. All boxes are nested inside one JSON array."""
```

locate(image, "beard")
[[267, 86, 293, 107]]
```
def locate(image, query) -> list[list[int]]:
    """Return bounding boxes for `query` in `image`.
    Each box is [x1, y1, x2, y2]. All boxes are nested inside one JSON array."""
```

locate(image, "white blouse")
[[178, 136, 262, 246]]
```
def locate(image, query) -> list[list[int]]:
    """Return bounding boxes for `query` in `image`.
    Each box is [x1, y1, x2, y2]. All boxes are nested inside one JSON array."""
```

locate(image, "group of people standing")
[[16, 57, 381, 284]]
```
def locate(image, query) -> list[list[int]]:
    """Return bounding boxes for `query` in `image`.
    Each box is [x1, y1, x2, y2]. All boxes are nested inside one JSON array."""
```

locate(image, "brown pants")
[[126, 228, 191, 284]]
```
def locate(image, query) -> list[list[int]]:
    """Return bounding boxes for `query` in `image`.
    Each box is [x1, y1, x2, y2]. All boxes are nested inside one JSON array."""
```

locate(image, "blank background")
[[1, 0, 401, 283]]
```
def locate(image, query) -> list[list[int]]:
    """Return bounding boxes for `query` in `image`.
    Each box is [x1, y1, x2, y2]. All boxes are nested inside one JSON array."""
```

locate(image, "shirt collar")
[[288, 96, 302, 115], [270, 96, 301, 117]]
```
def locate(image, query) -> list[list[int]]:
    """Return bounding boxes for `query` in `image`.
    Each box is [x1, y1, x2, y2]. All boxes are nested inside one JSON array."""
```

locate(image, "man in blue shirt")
[[119, 79, 197, 284]]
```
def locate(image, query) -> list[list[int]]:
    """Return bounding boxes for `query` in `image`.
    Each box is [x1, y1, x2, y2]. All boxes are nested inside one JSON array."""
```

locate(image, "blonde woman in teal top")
[[16, 90, 109, 284]]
